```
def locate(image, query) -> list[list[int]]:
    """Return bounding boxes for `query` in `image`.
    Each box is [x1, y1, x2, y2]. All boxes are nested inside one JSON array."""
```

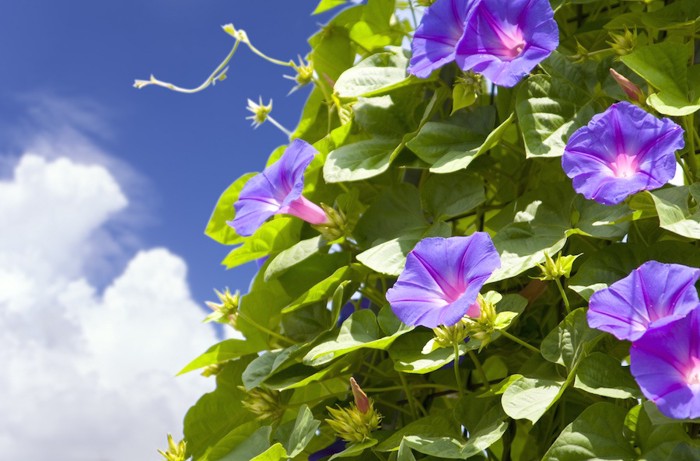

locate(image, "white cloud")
[[0, 154, 220, 460]]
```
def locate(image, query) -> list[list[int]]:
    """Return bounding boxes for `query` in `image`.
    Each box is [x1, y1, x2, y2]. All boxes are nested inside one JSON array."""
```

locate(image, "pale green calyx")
[[157, 434, 186, 461], [241, 386, 284, 422], [536, 252, 579, 281], [608, 27, 638, 56], [204, 287, 240, 326]]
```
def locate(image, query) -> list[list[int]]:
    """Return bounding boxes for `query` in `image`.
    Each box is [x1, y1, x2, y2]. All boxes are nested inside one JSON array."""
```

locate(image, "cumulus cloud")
[[0, 154, 219, 460]]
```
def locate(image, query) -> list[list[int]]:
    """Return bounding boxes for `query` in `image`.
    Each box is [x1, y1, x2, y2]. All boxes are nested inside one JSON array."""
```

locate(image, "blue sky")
[[1, 0, 328, 302], [0, 1, 340, 459]]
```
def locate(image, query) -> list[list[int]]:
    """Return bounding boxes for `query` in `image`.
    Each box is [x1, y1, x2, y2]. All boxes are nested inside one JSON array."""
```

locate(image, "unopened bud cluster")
[[313, 203, 349, 241], [462, 294, 499, 347], [326, 378, 381, 443], [608, 28, 638, 56], [158, 434, 187, 461], [536, 252, 578, 281], [241, 386, 284, 422], [433, 319, 469, 348], [285, 57, 314, 91], [204, 288, 240, 327]]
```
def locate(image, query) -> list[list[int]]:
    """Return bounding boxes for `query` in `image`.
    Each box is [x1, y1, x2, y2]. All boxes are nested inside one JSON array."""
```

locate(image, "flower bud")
[[285, 56, 314, 92], [312, 203, 350, 241], [201, 363, 224, 377], [535, 252, 579, 281], [204, 288, 240, 327], [452, 71, 483, 113], [462, 293, 500, 348], [245, 97, 273, 129], [608, 28, 637, 56], [241, 386, 284, 422], [433, 319, 469, 348], [157, 434, 186, 461], [609, 69, 645, 104], [326, 379, 381, 443]]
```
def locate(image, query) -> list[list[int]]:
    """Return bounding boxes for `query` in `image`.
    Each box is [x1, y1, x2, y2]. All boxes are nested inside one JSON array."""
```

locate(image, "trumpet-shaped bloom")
[[454, 0, 559, 87], [587, 261, 700, 342], [386, 233, 501, 328], [631, 308, 700, 419], [408, 0, 472, 78], [231, 139, 328, 236], [562, 102, 684, 206]]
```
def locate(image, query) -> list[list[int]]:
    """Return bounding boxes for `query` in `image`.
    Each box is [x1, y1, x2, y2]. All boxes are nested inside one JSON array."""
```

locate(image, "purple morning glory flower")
[[562, 102, 685, 206], [587, 261, 700, 342], [408, 0, 472, 78], [454, 0, 559, 87], [230, 139, 328, 236], [386, 233, 501, 328], [631, 308, 700, 419]]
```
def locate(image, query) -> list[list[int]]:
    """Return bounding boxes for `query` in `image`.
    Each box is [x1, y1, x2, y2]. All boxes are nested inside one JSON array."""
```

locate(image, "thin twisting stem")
[[500, 330, 540, 354], [468, 350, 491, 391], [134, 39, 241, 93], [454, 343, 464, 398]]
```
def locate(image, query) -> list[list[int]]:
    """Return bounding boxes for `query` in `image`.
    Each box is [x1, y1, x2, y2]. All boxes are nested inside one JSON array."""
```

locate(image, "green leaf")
[[542, 403, 637, 461], [454, 395, 509, 458], [324, 137, 401, 183], [183, 358, 256, 460], [217, 426, 273, 461], [284, 405, 321, 458], [178, 339, 262, 375], [355, 183, 425, 245], [402, 436, 466, 459], [242, 346, 303, 390], [249, 443, 287, 461], [574, 352, 641, 399], [569, 196, 631, 240], [650, 184, 700, 239], [421, 171, 485, 220], [313, 0, 348, 15], [406, 107, 496, 173], [264, 236, 327, 281], [515, 74, 598, 157], [356, 221, 451, 276], [222, 218, 301, 269], [541, 308, 603, 370], [205, 173, 256, 245], [489, 194, 570, 282], [389, 331, 479, 374], [621, 42, 700, 116], [397, 441, 417, 461], [329, 439, 378, 460], [334, 50, 415, 99], [376, 415, 461, 452], [501, 376, 565, 424], [304, 308, 412, 366], [283, 266, 355, 314], [605, 0, 700, 31]]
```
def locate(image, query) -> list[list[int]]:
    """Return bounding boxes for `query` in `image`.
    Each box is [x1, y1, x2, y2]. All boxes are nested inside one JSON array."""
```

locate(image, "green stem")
[[266, 115, 292, 138], [684, 114, 698, 181], [364, 383, 457, 393], [468, 350, 491, 391], [453, 343, 465, 398], [499, 330, 540, 354], [407, 1, 419, 30], [399, 372, 418, 420], [554, 277, 571, 314], [134, 38, 241, 93]]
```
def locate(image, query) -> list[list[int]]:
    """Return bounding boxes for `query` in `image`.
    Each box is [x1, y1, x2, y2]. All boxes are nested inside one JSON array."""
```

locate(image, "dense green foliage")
[[166, 1, 700, 459]]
